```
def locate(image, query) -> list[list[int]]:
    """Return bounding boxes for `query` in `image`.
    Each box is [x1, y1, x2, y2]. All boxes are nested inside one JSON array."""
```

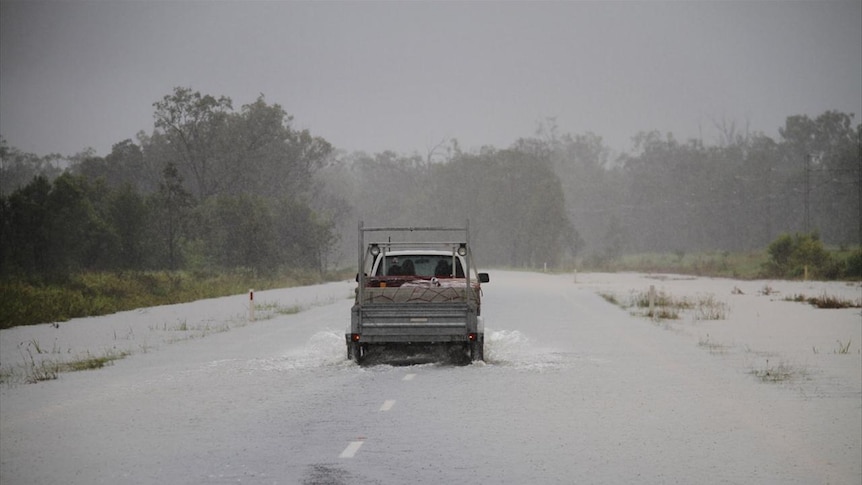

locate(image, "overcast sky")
[[1, 1, 860, 159]]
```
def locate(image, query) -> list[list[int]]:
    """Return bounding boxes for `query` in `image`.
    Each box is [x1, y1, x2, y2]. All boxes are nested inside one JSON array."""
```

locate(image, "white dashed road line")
[[338, 374, 417, 458], [339, 440, 364, 458]]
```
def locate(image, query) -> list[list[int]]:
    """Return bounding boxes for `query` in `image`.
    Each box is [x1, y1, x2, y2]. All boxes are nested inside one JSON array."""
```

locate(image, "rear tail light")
[[467, 333, 478, 342], [351, 334, 361, 342]]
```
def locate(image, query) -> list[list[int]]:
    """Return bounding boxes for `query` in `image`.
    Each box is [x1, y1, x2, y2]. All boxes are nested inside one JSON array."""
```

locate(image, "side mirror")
[[478, 273, 490, 283]]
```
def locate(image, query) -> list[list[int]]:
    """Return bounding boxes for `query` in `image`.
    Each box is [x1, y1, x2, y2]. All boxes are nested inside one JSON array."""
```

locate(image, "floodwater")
[[1, 271, 859, 484]]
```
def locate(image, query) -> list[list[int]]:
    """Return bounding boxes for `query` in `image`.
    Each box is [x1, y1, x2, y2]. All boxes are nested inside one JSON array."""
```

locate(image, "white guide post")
[[249, 289, 255, 322]]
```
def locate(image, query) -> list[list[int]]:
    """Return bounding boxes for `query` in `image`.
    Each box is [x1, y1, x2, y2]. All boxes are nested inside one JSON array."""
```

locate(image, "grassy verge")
[[0, 268, 351, 329], [579, 247, 860, 280], [581, 250, 768, 279]]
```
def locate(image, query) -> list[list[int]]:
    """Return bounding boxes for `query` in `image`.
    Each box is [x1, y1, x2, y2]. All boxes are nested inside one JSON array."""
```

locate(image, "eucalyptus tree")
[[0, 139, 63, 196], [152, 87, 233, 199], [0, 176, 52, 277], [428, 147, 573, 268], [148, 163, 192, 270], [540, 132, 611, 257], [778, 111, 860, 246]]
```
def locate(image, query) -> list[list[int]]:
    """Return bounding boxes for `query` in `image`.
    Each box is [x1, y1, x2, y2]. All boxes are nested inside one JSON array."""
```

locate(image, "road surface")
[[1, 271, 859, 484]]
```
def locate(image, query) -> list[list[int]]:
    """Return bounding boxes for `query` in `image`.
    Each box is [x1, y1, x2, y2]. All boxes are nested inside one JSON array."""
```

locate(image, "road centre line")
[[339, 440, 364, 458], [379, 400, 396, 411], [403, 373, 416, 381]]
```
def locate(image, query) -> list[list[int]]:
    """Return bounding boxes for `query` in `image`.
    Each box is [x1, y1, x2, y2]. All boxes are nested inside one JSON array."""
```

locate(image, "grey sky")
[[1, 1, 860, 158]]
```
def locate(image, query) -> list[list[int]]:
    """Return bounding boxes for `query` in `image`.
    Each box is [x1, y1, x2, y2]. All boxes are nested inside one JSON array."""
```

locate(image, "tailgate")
[[357, 302, 472, 343]]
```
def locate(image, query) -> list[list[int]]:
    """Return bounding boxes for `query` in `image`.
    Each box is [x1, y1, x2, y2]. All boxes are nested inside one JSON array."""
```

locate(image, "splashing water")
[[484, 328, 576, 371], [241, 328, 581, 373], [244, 330, 353, 372]]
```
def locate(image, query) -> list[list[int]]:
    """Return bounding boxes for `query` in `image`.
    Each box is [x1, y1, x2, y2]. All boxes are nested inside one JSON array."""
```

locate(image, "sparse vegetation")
[[835, 339, 852, 355], [63, 350, 131, 371], [256, 300, 304, 318], [749, 358, 806, 383], [694, 294, 731, 320], [632, 289, 727, 321], [17, 342, 60, 383], [4, 340, 136, 385], [598, 292, 619, 305], [698, 334, 730, 354], [600, 288, 728, 321], [784, 293, 861, 309]]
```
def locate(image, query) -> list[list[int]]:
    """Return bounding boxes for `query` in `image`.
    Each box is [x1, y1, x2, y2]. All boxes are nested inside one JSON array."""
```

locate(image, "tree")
[[149, 163, 191, 270], [220, 95, 333, 198], [108, 184, 149, 270], [153, 87, 233, 199], [1, 176, 52, 277], [44, 174, 116, 275], [193, 194, 277, 272], [70, 140, 146, 191], [779, 111, 861, 245], [0, 138, 63, 196]]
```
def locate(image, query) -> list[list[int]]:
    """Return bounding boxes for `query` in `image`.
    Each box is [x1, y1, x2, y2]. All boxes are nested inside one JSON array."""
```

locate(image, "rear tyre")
[[470, 338, 484, 362], [347, 342, 362, 364]]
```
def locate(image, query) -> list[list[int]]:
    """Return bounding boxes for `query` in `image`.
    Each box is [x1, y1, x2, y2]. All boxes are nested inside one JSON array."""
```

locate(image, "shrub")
[[766, 233, 794, 275], [762, 232, 838, 279], [845, 249, 862, 280]]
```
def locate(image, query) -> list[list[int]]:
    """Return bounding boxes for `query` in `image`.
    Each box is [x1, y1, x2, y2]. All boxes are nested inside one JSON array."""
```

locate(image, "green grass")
[[581, 250, 766, 279], [62, 350, 131, 372], [7, 347, 133, 384], [0, 268, 349, 329], [579, 247, 860, 280]]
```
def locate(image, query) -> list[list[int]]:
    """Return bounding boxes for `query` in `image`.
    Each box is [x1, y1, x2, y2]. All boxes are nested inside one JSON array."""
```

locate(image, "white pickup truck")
[[346, 223, 490, 365]]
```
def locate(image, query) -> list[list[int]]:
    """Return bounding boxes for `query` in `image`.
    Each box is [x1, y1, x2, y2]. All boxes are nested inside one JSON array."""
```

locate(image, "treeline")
[[320, 112, 860, 271], [1, 86, 860, 284], [318, 147, 575, 268], [1, 88, 336, 282]]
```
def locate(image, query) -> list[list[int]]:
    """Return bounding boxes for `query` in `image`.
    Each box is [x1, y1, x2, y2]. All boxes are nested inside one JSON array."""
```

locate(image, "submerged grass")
[[600, 288, 729, 322], [749, 359, 804, 383], [629, 289, 729, 321], [4, 339, 139, 385], [784, 293, 862, 309], [62, 350, 131, 372]]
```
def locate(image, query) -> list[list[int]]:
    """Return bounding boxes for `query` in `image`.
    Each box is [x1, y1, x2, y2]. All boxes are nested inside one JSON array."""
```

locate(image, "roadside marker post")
[[249, 289, 255, 322]]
